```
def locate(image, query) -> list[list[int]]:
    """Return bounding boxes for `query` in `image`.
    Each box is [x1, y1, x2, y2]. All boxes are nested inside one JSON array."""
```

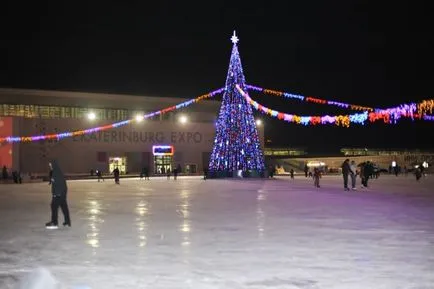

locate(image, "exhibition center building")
[[0, 88, 264, 175]]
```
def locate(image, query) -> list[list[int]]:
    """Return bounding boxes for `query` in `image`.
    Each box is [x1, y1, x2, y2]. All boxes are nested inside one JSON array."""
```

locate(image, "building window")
[[0, 103, 134, 121]]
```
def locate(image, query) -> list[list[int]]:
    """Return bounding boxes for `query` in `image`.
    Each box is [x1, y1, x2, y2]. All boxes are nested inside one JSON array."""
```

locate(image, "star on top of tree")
[[231, 31, 239, 44]]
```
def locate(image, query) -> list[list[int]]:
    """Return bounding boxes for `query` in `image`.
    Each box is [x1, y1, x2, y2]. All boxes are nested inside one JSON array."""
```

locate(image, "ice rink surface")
[[0, 174, 433, 289]]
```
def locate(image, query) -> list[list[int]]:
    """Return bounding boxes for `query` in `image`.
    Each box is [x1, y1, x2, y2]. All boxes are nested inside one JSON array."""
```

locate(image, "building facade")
[[0, 88, 265, 175]]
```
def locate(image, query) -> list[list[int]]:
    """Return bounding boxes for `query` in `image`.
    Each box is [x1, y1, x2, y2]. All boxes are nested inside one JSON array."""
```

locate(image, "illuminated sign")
[[152, 145, 174, 156], [263, 149, 306, 156], [307, 161, 326, 167]]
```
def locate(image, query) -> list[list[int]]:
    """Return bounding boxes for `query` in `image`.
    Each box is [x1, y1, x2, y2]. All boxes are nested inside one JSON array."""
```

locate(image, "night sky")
[[2, 1, 433, 153]]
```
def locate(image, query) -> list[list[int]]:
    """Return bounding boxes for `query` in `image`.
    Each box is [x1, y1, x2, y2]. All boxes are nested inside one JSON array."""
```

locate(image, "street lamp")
[[87, 112, 96, 120], [256, 119, 262, 126], [135, 114, 144, 122], [179, 115, 188, 124]]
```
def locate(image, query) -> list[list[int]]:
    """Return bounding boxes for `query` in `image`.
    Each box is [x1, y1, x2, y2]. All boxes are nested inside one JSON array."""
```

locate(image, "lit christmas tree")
[[208, 31, 265, 175]]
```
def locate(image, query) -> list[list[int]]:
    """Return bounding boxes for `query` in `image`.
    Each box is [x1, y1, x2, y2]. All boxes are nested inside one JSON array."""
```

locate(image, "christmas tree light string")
[[208, 31, 265, 172], [236, 85, 434, 127], [0, 88, 225, 144]]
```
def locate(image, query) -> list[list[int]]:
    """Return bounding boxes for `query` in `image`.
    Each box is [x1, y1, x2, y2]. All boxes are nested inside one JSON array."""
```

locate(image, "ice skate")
[[45, 222, 58, 229]]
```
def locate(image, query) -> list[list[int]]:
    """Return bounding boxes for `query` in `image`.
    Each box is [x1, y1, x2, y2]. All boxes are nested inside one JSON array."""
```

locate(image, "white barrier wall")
[[278, 154, 434, 172]]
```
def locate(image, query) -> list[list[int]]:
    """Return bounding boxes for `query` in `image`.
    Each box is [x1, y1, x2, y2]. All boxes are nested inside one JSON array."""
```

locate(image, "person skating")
[[2, 165, 8, 182], [350, 160, 357, 190], [203, 167, 208, 180], [313, 167, 321, 188], [341, 159, 352, 191], [415, 167, 422, 181], [113, 167, 120, 184], [96, 169, 104, 182], [46, 160, 71, 229], [143, 166, 150, 180], [173, 167, 178, 180], [361, 161, 374, 188]]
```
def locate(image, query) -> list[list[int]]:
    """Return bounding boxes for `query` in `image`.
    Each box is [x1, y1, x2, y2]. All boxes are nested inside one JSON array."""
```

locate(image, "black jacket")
[[341, 160, 352, 175], [50, 160, 67, 197]]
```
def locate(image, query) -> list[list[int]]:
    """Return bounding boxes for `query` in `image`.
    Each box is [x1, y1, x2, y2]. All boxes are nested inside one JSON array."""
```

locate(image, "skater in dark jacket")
[[96, 169, 104, 182], [341, 159, 352, 191], [113, 167, 120, 184], [46, 160, 71, 229], [313, 167, 321, 188], [173, 167, 178, 180]]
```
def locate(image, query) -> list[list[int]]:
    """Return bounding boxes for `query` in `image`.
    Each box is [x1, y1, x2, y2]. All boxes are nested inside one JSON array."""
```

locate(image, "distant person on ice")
[[173, 167, 178, 180], [360, 161, 374, 188], [113, 167, 120, 184], [313, 167, 321, 188], [341, 159, 353, 191], [46, 160, 71, 229], [415, 166, 422, 181], [203, 167, 208, 180], [140, 166, 149, 180], [144, 166, 150, 180], [350, 160, 358, 190], [96, 169, 104, 182], [2, 165, 8, 181]]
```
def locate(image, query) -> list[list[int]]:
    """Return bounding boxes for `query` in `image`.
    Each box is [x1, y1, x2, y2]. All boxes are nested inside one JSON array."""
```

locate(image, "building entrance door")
[[154, 156, 172, 174], [109, 157, 127, 174], [185, 164, 197, 174]]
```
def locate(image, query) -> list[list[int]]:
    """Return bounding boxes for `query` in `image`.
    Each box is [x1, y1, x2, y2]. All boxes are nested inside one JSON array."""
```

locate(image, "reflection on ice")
[[256, 189, 267, 238], [15, 267, 91, 289], [86, 199, 103, 249], [135, 199, 149, 247], [179, 189, 191, 247]]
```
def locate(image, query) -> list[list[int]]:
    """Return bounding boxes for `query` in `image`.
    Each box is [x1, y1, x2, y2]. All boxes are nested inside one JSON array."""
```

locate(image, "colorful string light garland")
[[246, 84, 374, 111], [0, 88, 225, 144], [418, 99, 434, 115], [236, 85, 434, 127], [246, 84, 434, 118], [1, 83, 433, 143]]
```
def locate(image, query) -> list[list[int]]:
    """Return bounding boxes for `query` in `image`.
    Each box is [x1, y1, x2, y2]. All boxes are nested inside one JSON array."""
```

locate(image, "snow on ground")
[[0, 174, 433, 289]]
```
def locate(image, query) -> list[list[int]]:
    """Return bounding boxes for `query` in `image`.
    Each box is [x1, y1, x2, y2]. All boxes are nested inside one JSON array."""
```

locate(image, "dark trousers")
[[343, 173, 349, 188], [350, 173, 356, 188], [51, 195, 70, 225], [314, 176, 320, 187], [361, 175, 369, 187]]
